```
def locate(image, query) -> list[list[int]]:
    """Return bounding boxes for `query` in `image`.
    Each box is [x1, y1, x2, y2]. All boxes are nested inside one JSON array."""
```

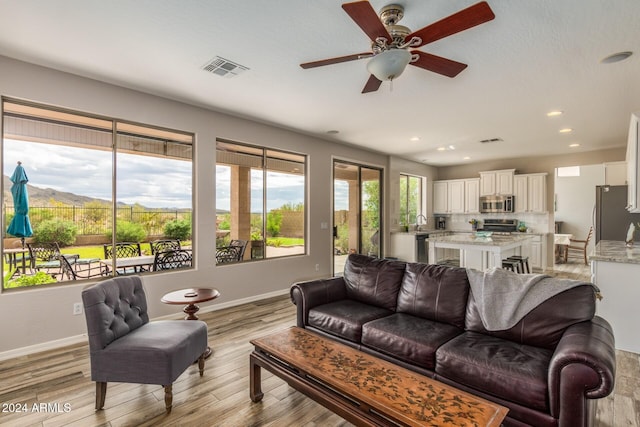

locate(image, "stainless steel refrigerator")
[[594, 185, 640, 243]]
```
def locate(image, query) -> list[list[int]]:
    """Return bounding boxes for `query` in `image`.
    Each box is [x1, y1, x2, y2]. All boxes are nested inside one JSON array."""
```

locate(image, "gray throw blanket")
[[466, 267, 595, 331]]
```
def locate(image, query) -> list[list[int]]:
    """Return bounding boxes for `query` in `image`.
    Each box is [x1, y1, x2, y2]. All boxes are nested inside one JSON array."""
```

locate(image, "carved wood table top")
[[250, 326, 508, 427]]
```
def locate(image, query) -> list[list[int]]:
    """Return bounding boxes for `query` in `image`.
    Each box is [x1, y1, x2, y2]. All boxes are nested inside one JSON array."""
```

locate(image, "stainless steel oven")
[[480, 195, 514, 213]]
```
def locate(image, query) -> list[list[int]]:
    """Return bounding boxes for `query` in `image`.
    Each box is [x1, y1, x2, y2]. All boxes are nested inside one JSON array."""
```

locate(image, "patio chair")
[[215, 245, 243, 264], [149, 239, 181, 255], [153, 249, 193, 271], [27, 242, 77, 277], [81, 276, 207, 413], [60, 254, 108, 281], [103, 243, 145, 274], [229, 239, 248, 259]]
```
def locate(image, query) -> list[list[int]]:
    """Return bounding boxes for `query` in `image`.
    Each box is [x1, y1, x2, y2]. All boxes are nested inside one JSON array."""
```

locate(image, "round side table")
[[161, 287, 220, 358]]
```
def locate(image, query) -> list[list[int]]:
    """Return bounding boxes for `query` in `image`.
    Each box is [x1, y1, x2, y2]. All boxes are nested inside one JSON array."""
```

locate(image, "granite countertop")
[[590, 240, 640, 265], [427, 232, 535, 247], [391, 229, 450, 235]]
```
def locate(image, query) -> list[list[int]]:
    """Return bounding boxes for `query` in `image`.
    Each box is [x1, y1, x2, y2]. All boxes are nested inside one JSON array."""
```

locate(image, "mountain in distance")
[[3, 175, 109, 207]]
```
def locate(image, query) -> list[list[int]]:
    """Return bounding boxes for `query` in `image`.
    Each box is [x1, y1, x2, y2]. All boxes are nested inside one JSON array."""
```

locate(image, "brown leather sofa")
[[290, 254, 616, 427]]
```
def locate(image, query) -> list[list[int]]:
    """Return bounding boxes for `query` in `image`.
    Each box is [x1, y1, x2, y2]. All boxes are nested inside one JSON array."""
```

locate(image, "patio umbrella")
[[6, 161, 33, 248]]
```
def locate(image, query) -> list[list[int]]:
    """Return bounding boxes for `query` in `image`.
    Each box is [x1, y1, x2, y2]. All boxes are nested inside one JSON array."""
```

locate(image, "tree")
[[266, 210, 283, 237]]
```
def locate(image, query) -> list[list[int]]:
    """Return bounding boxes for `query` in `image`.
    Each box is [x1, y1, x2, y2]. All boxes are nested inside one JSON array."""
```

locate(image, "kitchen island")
[[590, 240, 640, 354], [428, 233, 535, 271]]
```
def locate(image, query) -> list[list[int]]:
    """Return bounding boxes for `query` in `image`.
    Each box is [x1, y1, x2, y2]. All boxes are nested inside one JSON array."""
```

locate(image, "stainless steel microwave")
[[480, 195, 514, 213]]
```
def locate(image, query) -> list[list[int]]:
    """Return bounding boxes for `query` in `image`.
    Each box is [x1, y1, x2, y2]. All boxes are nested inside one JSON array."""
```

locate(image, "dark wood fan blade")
[[410, 51, 468, 77], [362, 74, 382, 93], [300, 52, 372, 69], [407, 1, 495, 48], [342, 1, 392, 43]]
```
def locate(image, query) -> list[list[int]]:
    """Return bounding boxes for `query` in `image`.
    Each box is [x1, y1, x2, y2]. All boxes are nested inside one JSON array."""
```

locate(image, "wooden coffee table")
[[250, 327, 508, 427]]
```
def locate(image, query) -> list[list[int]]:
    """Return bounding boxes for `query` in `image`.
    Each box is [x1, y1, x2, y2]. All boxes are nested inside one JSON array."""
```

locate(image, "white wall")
[[554, 164, 605, 256], [0, 56, 427, 356]]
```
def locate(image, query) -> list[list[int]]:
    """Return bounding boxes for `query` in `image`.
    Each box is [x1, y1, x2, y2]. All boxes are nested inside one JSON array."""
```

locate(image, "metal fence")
[[3, 205, 192, 237]]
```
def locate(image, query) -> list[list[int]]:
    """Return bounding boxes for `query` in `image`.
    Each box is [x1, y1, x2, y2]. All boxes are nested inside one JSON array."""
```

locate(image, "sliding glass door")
[[333, 161, 382, 275]]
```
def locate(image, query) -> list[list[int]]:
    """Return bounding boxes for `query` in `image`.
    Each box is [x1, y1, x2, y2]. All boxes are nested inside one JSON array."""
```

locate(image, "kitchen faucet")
[[416, 214, 428, 226]]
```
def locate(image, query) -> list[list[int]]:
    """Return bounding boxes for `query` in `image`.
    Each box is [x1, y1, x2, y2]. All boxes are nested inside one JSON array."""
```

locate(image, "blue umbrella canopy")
[[6, 162, 33, 241]]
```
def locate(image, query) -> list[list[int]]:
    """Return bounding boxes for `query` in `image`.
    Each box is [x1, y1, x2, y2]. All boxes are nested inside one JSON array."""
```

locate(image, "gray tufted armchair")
[[81, 276, 208, 413]]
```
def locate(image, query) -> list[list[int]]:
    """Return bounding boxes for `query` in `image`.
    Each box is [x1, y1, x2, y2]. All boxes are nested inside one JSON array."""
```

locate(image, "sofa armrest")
[[548, 316, 616, 422], [290, 277, 347, 328]]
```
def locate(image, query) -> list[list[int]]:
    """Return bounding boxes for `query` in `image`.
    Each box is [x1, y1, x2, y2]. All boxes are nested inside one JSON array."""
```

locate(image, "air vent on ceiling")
[[202, 56, 249, 78], [479, 138, 504, 143]]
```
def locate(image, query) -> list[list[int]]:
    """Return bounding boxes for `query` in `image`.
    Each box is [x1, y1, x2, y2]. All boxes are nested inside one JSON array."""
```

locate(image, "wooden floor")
[[0, 263, 638, 426]]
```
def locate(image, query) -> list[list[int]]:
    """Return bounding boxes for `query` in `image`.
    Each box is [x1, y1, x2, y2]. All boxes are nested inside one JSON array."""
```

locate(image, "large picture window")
[[215, 140, 306, 263], [1, 99, 194, 290]]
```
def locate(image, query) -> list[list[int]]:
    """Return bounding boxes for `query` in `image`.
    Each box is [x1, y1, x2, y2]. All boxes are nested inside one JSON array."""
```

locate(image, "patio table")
[[3, 247, 29, 275], [99, 255, 156, 273]]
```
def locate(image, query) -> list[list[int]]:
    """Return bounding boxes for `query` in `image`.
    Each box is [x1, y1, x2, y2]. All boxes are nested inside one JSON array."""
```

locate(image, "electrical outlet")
[[315, 263, 320, 272], [73, 302, 83, 315]]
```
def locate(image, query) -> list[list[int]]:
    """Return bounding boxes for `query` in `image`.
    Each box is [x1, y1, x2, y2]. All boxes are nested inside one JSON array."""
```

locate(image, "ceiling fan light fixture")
[[367, 49, 411, 81]]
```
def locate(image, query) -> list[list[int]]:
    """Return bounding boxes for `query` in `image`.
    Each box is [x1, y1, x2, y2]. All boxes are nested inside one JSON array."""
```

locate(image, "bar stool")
[[507, 255, 530, 274], [502, 259, 522, 273]]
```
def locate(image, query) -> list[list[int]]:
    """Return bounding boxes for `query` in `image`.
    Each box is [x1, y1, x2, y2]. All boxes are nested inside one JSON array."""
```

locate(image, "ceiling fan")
[[300, 1, 495, 93]]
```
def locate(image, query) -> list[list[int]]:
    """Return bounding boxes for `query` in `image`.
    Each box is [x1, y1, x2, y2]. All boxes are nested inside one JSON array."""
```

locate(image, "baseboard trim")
[[0, 288, 291, 362]]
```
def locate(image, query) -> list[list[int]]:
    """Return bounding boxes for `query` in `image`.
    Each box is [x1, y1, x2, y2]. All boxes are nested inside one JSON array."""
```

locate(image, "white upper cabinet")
[[448, 180, 465, 213], [513, 173, 547, 213], [433, 179, 479, 214], [479, 169, 515, 195], [433, 181, 448, 214], [464, 178, 480, 213], [627, 113, 640, 212]]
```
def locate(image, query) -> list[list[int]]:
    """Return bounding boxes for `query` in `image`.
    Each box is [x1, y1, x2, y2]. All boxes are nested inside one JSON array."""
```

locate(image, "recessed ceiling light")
[[448, 145, 455, 150], [559, 128, 573, 134], [463, 156, 471, 160], [569, 143, 580, 148], [601, 51, 633, 64], [547, 110, 563, 117], [327, 130, 339, 135], [437, 147, 446, 151], [410, 136, 420, 142]]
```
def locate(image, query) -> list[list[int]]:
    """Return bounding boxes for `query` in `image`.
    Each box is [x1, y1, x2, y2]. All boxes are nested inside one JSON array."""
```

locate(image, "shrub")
[[106, 221, 147, 243], [266, 210, 282, 237], [163, 218, 191, 241], [33, 219, 78, 246], [6, 271, 56, 288]]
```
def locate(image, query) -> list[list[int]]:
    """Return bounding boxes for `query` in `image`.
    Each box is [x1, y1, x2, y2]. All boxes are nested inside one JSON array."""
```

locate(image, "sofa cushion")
[[362, 313, 462, 370], [436, 331, 552, 412], [397, 263, 469, 329], [343, 254, 406, 311], [308, 300, 392, 343], [465, 284, 596, 349]]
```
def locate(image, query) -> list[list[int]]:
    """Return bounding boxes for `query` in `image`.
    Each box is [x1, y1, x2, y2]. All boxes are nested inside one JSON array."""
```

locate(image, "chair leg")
[[164, 384, 173, 413], [198, 353, 205, 376], [95, 382, 107, 410]]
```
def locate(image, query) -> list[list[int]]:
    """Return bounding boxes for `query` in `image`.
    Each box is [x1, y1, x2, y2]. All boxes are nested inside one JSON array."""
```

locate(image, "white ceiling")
[[1, 0, 639, 166]]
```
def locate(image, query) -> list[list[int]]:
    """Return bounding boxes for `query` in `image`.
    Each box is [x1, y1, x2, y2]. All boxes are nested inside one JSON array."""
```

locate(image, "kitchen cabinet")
[[433, 179, 476, 214], [520, 233, 546, 271], [626, 112, 640, 212], [513, 173, 547, 213], [464, 178, 480, 213], [479, 169, 515, 196], [433, 181, 448, 214]]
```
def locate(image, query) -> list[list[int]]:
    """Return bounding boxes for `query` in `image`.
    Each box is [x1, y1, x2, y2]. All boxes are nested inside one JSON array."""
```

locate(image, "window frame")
[[1, 97, 195, 290], [215, 138, 307, 263]]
